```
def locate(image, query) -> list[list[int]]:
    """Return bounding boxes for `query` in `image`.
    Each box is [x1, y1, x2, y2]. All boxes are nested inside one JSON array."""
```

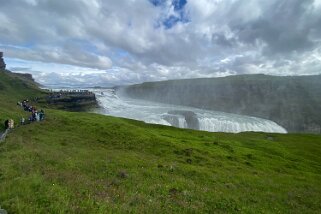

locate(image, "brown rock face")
[[0, 52, 6, 70]]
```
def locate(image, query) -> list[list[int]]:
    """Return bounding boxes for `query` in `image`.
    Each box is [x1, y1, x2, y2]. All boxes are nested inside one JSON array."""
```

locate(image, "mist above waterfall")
[[94, 89, 287, 134], [120, 74, 321, 134]]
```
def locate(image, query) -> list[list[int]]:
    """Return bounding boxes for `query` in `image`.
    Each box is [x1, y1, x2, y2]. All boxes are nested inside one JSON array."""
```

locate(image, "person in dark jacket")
[[4, 120, 9, 129], [39, 109, 45, 121]]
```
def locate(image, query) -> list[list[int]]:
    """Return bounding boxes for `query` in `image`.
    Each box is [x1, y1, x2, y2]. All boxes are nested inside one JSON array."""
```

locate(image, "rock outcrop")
[[0, 52, 6, 70], [163, 110, 200, 130], [44, 91, 98, 111]]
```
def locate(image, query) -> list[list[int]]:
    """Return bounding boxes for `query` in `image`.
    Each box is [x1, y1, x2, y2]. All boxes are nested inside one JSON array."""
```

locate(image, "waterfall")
[[93, 89, 287, 134]]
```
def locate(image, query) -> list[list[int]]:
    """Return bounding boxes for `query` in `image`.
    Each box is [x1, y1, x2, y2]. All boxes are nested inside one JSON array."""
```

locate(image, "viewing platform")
[[43, 90, 97, 111]]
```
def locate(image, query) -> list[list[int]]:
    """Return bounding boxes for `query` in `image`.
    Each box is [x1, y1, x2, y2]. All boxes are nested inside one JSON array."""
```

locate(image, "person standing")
[[4, 120, 9, 129], [40, 109, 45, 121], [21, 117, 25, 125], [36, 112, 40, 122], [8, 119, 14, 129]]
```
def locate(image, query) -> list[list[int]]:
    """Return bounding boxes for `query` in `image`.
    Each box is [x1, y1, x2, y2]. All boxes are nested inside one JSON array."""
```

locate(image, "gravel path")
[[0, 129, 9, 143]]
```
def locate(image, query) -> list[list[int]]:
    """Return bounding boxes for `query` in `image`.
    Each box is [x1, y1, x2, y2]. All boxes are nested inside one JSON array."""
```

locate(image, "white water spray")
[[93, 89, 287, 134]]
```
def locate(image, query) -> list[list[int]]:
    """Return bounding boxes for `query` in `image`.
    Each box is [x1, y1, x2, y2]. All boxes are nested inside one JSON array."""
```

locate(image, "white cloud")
[[0, 0, 321, 87]]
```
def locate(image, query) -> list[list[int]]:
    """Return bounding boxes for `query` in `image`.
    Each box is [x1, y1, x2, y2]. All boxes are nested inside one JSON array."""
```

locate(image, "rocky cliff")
[[43, 92, 98, 111], [0, 52, 6, 70], [121, 74, 321, 134]]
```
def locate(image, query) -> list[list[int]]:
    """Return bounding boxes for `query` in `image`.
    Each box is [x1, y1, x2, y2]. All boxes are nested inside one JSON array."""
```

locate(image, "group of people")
[[17, 99, 45, 124], [47, 90, 94, 99], [2, 99, 46, 131]]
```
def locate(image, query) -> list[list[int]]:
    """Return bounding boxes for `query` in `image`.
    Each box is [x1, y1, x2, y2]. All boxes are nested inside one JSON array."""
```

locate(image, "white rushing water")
[[93, 89, 287, 134]]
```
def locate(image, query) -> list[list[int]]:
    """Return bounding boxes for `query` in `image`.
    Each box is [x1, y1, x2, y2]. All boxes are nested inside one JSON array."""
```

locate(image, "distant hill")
[[121, 74, 321, 133]]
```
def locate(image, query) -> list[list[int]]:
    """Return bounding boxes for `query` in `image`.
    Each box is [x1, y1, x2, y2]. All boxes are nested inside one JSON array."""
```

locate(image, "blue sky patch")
[[150, 0, 189, 29], [150, 0, 187, 11], [172, 0, 187, 11], [149, 0, 166, 7], [163, 15, 182, 29]]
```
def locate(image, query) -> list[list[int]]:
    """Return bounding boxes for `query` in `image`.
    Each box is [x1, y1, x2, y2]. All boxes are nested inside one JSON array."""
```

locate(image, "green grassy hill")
[[0, 70, 45, 130], [1, 69, 321, 213]]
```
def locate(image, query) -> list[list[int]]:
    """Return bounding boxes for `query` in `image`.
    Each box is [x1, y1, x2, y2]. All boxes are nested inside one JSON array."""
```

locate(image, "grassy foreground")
[[1, 70, 321, 213]]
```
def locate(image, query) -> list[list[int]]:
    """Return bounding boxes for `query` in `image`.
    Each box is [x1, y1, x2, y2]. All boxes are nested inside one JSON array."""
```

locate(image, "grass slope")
[[0, 70, 321, 213], [0, 70, 45, 130]]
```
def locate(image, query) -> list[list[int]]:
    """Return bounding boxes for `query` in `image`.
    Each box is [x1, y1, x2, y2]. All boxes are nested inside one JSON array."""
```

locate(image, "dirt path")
[[0, 129, 9, 143]]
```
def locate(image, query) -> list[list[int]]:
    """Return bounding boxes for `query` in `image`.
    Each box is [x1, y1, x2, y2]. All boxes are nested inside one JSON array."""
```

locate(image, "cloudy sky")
[[1, 0, 321, 87]]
